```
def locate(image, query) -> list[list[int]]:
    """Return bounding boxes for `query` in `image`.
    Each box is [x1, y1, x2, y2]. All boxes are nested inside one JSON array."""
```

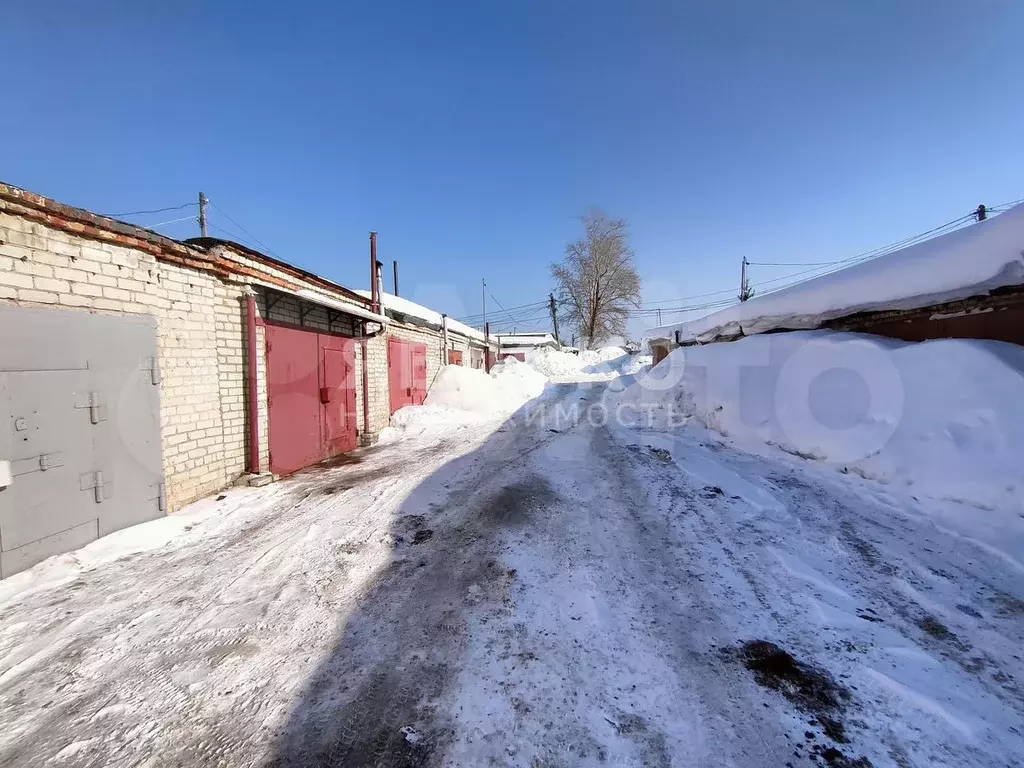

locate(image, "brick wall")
[[1, 193, 467, 513], [0, 209, 230, 510]]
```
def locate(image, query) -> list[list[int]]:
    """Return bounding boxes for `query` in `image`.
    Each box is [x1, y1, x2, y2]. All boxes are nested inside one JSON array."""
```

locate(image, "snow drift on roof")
[[355, 290, 487, 342], [645, 205, 1024, 344]]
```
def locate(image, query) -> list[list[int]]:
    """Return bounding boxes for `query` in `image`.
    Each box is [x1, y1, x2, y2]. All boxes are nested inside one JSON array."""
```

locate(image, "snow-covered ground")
[[0, 342, 1021, 767]]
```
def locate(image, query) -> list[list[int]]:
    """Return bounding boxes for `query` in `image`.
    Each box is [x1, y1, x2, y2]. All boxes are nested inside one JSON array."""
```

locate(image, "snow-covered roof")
[[645, 204, 1024, 344], [354, 290, 490, 343], [497, 333, 557, 349]]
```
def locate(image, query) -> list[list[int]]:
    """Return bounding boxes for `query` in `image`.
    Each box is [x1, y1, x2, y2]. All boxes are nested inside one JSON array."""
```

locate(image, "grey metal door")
[[0, 305, 164, 578]]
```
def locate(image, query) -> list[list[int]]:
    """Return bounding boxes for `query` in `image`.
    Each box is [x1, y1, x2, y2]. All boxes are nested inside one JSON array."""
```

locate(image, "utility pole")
[[198, 192, 208, 237], [481, 278, 487, 331], [549, 293, 560, 346], [739, 256, 753, 302], [657, 308, 662, 326]]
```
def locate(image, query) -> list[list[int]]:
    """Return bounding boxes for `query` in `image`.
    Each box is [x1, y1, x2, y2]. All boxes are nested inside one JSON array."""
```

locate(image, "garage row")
[[0, 182, 495, 576]]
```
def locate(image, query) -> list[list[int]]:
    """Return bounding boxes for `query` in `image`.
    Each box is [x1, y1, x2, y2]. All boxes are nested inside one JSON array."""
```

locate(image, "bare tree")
[[552, 210, 641, 348]]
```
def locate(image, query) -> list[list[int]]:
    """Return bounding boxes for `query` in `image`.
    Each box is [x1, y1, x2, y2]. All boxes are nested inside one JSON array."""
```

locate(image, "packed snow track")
[[0, 381, 1021, 767]]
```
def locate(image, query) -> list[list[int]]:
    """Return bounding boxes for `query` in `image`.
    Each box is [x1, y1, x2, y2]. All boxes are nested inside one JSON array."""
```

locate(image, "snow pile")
[[578, 346, 628, 367], [613, 331, 1024, 512], [488, 357, 550, 404], [383, 360, 550, 440], [620, 354, 652, 375], [525, 347, 586, 378], [524, 346, 634, 380], [646, 205, 1024, 344]]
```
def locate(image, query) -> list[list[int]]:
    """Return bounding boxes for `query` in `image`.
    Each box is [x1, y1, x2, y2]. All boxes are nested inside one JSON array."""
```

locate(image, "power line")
[[485, 286, 518, 326], [746, 260, 838, 267], [208, 200, 281, 258], [104, 202, 195, 218], [144, 214, 198, 230], [207, 223, 270, 253], [456, 299, 548, 323]]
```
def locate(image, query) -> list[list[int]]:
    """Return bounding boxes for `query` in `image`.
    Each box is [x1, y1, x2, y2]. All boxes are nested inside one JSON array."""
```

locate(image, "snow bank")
[[524, 346, 633, 380], [579, 346, 628, 366], [646, 205, 1024, 344], [613, 331, 1024, 512], [382, 360, 550, 440], [525, 348, 586, 378]]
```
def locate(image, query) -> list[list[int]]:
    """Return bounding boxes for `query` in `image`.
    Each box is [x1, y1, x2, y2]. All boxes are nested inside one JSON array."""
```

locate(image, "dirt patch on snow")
[[728, 641, 873, 766], [735, 640, 850, 714], [482, 477, 557, 528]]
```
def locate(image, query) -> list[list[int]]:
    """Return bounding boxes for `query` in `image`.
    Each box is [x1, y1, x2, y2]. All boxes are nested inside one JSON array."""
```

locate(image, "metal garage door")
[[266, 325, 357, 476], [0, 305, 164, 578], [388, 338, 428, 415]]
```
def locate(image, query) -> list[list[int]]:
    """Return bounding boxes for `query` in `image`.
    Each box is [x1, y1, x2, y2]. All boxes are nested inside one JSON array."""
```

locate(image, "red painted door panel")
[[267, 325, 322, 475], [320, 338, 357, 457], [388, 338, 428, 414], [411, 345, 428, 405], [447, 349, 463, 365], [268, 326, 358, 475]]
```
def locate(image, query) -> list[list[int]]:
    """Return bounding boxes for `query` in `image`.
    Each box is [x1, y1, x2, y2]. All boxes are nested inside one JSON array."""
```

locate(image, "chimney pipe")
[[393, 260, 400, 297], [369, 232, 379, 312]]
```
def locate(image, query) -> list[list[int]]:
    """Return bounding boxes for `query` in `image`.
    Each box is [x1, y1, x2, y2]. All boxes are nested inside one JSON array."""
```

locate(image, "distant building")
[[496, 332, 558, 362]]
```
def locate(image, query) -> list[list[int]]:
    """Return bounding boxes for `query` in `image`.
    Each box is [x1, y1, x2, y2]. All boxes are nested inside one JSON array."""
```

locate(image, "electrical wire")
[[104, 202, 195, 218], [144, 214, 198, 230], [746, 260, 838, 267], [208, 201, 281, 258]]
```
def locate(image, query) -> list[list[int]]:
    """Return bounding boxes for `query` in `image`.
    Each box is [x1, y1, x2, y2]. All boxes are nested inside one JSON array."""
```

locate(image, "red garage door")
[[388, 338, 428, 414], [267, 325, 358, 475]]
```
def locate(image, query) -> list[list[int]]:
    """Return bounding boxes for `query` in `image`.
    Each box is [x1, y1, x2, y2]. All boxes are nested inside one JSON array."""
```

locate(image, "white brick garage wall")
[[0, 188, 388, 510], [0, 183, 458, 515], [0, 208, 235, 511]]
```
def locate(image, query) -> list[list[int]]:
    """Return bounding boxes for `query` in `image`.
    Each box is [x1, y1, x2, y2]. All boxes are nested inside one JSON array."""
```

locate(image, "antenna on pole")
[[481, 278, 487, 331], [198, 192, 208, 237]]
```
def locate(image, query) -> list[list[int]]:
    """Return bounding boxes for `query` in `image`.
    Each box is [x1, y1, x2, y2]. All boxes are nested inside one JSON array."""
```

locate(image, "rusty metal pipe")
[[369, 232, 379, 313]]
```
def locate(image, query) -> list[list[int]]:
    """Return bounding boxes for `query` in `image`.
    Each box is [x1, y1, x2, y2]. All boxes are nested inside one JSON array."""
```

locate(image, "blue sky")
[[3, 1, 1023, 339]]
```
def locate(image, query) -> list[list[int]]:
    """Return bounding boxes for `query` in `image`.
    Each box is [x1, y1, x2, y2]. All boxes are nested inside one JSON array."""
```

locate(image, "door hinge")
[[38, 452, 64, 471], [143, 356, 161, 385], [79, 470, 111, 504], [74, 392, 107, 425], [148, 481, 166, 512]]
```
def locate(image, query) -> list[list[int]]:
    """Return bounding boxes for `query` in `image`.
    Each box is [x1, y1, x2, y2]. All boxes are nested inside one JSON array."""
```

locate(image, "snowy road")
[[0, 381, 1022, 767]]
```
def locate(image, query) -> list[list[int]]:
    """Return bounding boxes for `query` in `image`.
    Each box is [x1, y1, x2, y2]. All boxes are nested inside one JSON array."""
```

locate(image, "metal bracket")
[[79, 471, 111, 504], [298, 299, 310, 326], [74, 392, 107, 425], [265, 290, 282, 315]]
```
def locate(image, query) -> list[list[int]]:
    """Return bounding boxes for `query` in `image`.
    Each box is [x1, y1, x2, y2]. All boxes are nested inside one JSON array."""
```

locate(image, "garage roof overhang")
[[256, 283, 390, 326]]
